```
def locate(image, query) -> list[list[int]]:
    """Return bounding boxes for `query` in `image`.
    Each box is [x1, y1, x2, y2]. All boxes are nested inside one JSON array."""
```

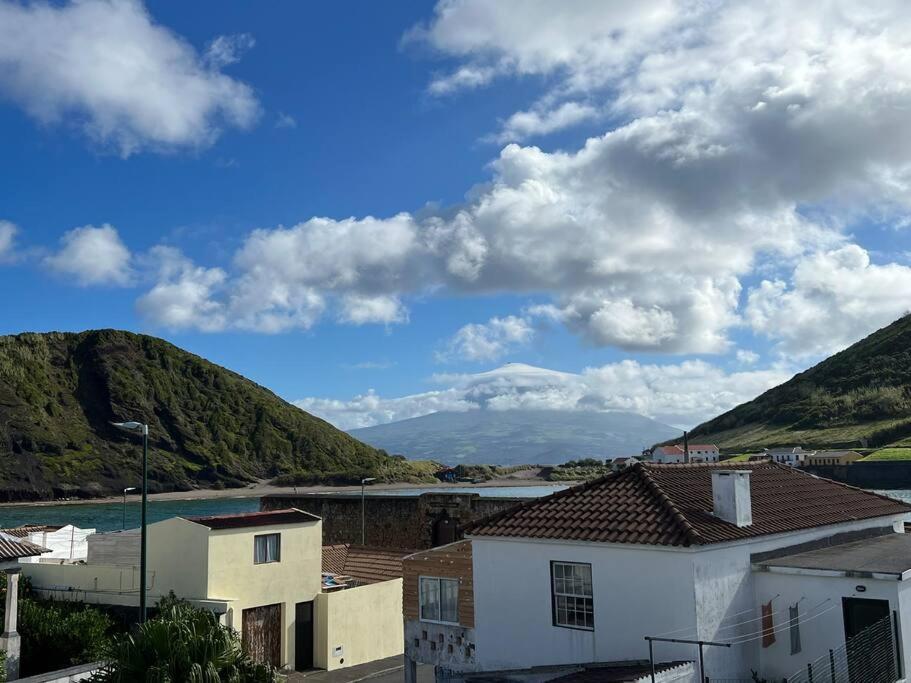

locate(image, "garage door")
[[242, 603, 282, 668]]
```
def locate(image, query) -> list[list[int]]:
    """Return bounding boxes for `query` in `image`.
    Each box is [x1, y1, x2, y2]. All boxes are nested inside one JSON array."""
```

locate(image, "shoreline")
[[0, 475, 572, 509]]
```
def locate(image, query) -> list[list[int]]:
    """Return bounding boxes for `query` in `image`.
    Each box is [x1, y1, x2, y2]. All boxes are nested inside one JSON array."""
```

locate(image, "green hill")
[[685, 315, 911, 451], [0, 330, 406, 501]]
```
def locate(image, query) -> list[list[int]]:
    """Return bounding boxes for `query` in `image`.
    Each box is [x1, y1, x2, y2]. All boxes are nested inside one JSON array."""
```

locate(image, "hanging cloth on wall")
[[762, 601, 776, 648], [789, 603, 801, 654]]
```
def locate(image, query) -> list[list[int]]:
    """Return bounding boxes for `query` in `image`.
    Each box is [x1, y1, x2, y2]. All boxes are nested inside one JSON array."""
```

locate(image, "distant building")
[[402, 462, 911, 682], [611, 456, 638, 471], [652, 443, 720, 463], [806, 450, 863, 467], [763, 446, 813, 466]]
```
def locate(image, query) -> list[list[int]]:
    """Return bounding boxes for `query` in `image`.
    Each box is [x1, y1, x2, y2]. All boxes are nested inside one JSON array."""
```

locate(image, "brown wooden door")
[[242, 604, 282, 668]]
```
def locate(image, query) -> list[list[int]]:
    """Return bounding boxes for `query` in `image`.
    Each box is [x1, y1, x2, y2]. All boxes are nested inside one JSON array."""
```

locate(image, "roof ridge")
[[637, 464, 705, 546], [462, 467, 629, 536]]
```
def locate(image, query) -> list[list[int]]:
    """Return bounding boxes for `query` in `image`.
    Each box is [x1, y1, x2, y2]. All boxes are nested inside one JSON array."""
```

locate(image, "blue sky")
[[3, 0, 911, 430]]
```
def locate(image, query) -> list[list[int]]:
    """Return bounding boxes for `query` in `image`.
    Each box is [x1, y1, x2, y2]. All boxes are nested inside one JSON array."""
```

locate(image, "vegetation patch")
[[860, 448, 911, 461]]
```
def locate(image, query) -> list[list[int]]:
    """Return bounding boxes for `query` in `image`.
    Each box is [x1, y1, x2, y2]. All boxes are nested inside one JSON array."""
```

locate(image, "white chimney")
[[712, 470, 752, 527]]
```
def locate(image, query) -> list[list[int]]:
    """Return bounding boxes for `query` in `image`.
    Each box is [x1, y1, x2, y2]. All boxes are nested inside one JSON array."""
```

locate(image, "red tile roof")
[[0, 524, 64, 538], [0, 533, 49, 562], [186, 508, 319, 530], [322, 544, 415, 584], [465, 462, 911, 547]]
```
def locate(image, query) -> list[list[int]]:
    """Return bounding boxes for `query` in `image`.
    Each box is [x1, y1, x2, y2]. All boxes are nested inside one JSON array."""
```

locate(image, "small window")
[[419, 577, 458, 624], [551, 561, 593, 630], [254, 533, 281, 564]]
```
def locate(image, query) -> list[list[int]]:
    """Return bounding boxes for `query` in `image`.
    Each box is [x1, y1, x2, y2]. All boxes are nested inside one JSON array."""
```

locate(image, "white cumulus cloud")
[[295, 361, 791, 431], [441, 315, 535, 361], [746, 245, 911, 358], [0, 221, 18, 261], [45, 224, 132, 286], [0, 0, 260, 156]]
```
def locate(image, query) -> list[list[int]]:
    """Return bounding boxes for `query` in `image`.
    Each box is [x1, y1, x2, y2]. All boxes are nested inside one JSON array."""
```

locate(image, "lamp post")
[[122, 487, 137, 530], [112, 421, 148, 624], [360, 477, 376, 545]]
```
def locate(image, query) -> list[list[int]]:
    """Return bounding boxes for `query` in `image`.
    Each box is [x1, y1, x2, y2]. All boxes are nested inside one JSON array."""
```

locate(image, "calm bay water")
[[0, 484, 568, 533]]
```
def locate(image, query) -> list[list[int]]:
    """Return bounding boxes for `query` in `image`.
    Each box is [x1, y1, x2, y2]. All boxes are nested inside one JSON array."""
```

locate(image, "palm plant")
[[92, 597, 274, 682]]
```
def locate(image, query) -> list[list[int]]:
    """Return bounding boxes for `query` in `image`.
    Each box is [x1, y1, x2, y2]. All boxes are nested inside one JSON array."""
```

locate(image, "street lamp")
[[122, 487, 137, 530], [360, 477, 376, 545], [112, 421, 148, 624]]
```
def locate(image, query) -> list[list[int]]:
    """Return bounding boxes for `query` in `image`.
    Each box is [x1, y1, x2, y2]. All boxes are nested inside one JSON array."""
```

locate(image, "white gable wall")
[[469, 514, 908, 678]]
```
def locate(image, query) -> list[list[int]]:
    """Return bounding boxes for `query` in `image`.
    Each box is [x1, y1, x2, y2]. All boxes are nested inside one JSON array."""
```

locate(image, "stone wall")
[[260, 492, 527, 550], [803, 461, 911, 489]]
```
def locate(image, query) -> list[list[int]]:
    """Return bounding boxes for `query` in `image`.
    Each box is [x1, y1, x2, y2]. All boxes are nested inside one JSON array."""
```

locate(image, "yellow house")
[[806, 450, 863, 466], [22, 508, 408, 673]]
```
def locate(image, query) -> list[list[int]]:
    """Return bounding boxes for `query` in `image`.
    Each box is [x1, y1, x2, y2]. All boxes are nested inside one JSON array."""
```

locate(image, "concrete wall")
[[86, 530, 140, 566], [754, 570, 908, 681], [260, 492, 526, 549], [207, 518, 323, 670], [147, 517, 210, 600], [16, 662, 100, 683], [468, 515, 909, 679], [314, 579, 404, 670], [23, 563, 142, 605]]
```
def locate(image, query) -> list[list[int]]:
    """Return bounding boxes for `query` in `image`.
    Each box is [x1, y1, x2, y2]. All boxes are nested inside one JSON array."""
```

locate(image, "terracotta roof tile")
[[0, 532, 49, 561], [0, 525, 64, 538], [465, 462, 911, 547], [321, 544, 415, 584]]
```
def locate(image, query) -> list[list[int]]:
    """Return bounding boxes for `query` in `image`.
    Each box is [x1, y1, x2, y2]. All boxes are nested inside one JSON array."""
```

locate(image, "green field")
[[722, 454, 753, 462], [860, 448, 911, 461]]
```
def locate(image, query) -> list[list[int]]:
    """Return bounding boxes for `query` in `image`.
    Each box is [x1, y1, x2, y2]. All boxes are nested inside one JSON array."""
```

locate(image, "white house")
[[651, 444, 720, 464], [763, 446, 813, 466], [403, 462, 911, 682]]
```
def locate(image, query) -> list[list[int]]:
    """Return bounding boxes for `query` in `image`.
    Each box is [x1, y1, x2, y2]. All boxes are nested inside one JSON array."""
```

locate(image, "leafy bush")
[[92, 595, 274, 682], [0, 574, 115, 677]]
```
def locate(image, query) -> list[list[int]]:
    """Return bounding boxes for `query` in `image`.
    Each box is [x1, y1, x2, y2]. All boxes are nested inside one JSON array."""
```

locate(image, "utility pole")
[[112, 421, 149, 623], [683, 430, 690, 464]]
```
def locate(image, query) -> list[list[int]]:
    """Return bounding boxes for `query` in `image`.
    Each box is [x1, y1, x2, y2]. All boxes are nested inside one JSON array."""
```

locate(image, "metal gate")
[[786, 614, 898, 683], [242, 603, 282, 668]]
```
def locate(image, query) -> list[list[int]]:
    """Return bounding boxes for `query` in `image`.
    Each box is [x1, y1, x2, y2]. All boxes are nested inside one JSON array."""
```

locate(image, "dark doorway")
[[842, 598, 894, 682], [242, 603, 282, 668], [295, 601, 314, 671], [432, 512, 457, 547]]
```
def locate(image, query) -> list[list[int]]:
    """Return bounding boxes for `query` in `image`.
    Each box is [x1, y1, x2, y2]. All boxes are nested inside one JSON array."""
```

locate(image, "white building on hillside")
[[652, 443, 720, 464], [763, 446, 813, 466], [403, 462, 911, 682]]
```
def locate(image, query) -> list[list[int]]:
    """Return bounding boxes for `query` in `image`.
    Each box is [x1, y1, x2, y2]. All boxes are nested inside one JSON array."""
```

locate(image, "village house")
[[402, 462, 911, 682], [763, 446, 813, 466], [805, 450, 864, 467], [651, 443, 719, 464], [21, 509, 408, 673]]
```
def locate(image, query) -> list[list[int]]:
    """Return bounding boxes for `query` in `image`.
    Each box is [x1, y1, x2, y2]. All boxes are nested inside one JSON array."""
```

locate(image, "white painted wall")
[[469, 514, 909, 678], [754, 570, 910, 681]]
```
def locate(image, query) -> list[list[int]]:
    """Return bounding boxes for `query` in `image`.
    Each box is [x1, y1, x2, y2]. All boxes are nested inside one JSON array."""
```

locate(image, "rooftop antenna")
[[683, 430, 690, 464]]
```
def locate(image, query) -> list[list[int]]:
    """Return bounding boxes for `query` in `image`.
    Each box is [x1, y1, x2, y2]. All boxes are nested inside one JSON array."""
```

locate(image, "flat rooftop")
[[756, 533, 911, 579]]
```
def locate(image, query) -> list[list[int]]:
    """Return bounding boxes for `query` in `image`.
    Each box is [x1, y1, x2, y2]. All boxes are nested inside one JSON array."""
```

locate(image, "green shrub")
[[92, 595, 274, 682]]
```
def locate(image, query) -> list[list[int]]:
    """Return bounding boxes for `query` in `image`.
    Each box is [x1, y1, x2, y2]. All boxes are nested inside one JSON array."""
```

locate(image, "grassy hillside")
[[684, 315, 911, 451], [0, 330, 413, 501]]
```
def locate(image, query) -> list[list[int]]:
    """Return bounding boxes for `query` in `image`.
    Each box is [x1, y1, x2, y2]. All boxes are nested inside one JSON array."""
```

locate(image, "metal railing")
[[786, 615, 897, 683]]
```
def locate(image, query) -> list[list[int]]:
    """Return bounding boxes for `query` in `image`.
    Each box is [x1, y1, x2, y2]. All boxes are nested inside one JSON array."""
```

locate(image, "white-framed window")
[[254, 533, 281, 564], [419, 576, 459, 624], [551, 561, 594, 630]]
